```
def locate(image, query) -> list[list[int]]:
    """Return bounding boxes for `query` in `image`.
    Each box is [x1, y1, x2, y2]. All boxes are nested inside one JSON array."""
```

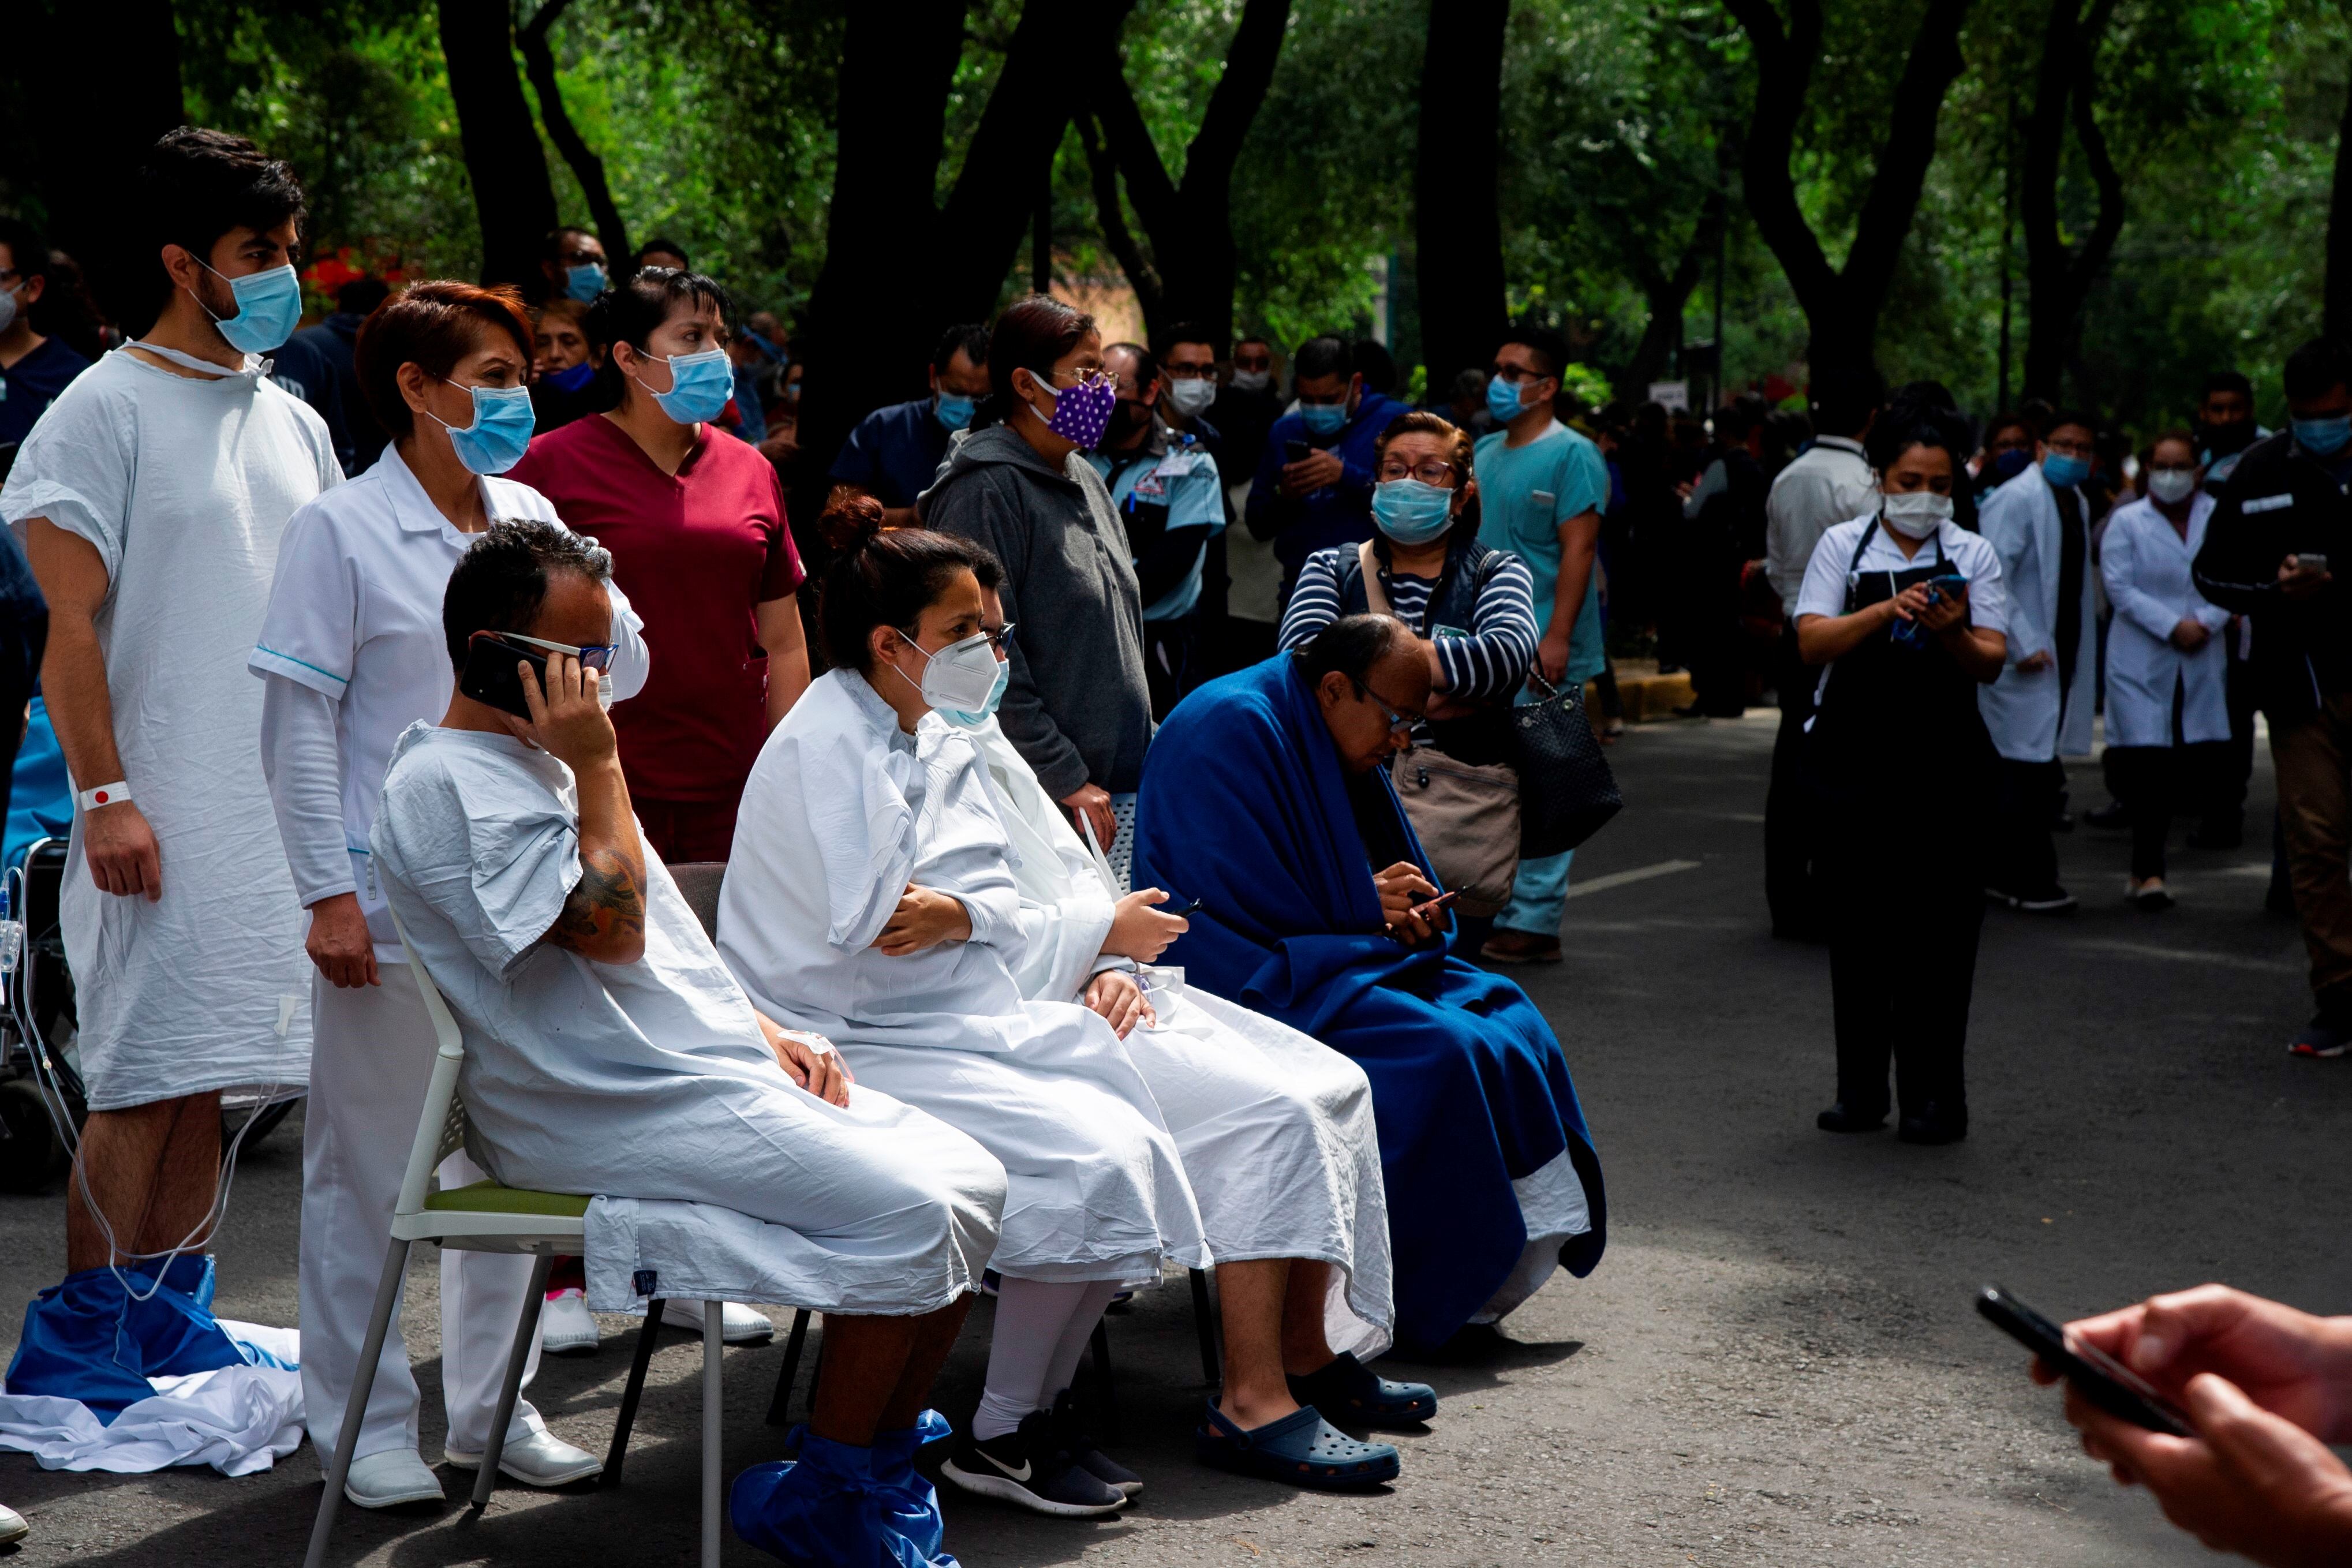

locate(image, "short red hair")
[[355, 279, 534, 441]]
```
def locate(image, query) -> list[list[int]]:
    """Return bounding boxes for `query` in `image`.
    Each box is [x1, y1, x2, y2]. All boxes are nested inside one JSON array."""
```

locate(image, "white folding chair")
[[303, 912, 728, 1568]]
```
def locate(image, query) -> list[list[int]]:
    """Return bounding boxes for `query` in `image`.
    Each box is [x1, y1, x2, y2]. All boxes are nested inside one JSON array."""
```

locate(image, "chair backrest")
[[388, 906, 473, 1220], [670, 860, 726, 942]]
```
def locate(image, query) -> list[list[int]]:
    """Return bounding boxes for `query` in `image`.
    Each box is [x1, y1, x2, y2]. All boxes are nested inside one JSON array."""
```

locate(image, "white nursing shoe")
[[342, 1449, 446, 1508], [540, 1288, 601, 1355], [443, 1427, 603, 1488], [661, 1298, 775, 1344], [0, 1501, 28, 1544]]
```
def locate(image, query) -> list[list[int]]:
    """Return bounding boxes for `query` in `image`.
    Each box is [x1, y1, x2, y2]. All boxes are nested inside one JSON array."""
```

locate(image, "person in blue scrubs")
[[832, 323, 993, 526], [0, 220, 92, 456]]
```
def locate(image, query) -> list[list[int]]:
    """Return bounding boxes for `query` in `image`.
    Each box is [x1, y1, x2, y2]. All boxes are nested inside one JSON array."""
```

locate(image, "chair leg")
[[1189, 1268, 1223, 1388], [470, 1252, 555, 1510], [304, 1238, 412, 1568], [1089, 1319, 1121, 1443], [702, 1301, 723, 1568], [765, 1307, 810, 1427], [604, 1297, 668, 1484]]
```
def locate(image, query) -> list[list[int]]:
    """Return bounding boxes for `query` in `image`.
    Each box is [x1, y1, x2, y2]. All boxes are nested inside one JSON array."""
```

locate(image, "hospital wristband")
[[77, 781, 133, 811]]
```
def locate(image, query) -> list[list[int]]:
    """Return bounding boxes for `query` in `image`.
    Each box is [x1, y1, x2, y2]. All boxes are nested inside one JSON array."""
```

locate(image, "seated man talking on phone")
[[2026, 1282, 2352, 1565], [1131, 615, 1607, 1356], [370, 520, 1007, 1565]]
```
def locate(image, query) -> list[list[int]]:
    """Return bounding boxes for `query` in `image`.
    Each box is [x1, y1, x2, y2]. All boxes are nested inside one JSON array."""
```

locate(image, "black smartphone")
[[1409, 889, 1461, 921], [1169, 897, 1205, 917], [1284, 437, 1311, 464], [1977, 1284, 2194, 1436], [458, 634, 549, 721]]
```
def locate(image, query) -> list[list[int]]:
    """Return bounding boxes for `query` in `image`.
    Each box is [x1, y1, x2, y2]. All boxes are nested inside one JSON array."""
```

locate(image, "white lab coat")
[[2099, 493, 2230, 748], [0, 348, 340, 1111], [1977, 466, 2098, 762], [949, 712, 1396, 1356], [718, 670, 1206, 1285]]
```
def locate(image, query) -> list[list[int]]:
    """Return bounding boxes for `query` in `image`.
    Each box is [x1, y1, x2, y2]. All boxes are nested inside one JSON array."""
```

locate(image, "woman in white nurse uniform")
[[249, 282, 650, 1507], [2099, 429, 2230, 907]]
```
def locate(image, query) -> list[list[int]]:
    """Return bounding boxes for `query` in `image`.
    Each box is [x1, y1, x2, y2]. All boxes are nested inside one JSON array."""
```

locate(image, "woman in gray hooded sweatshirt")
[[921, 295, 1155, 871]]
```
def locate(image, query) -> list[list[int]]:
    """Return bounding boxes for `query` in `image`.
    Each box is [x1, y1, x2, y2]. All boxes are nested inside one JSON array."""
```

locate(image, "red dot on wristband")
[[94, 791, 110, 804]]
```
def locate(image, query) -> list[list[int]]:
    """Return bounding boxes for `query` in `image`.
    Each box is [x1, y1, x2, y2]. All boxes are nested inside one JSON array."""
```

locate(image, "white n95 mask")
[[895, 629, 1003, 713], [1880, 491, 1953, 540]]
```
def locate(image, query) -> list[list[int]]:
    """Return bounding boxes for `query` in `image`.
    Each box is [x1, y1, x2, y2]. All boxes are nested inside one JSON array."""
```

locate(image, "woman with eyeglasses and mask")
[[249, 280, 651, 1507], [924, 295, 1153, 876], [1276, 411, 1538, 949], [507, 267, 809, 869], [1795, 419, 2009, 1147], [2098, 431, 2229, 909]]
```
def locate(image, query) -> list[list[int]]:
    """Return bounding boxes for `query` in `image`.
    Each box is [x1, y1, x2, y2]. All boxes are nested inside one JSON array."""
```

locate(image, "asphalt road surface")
[[2, 709, 2338, 1566]]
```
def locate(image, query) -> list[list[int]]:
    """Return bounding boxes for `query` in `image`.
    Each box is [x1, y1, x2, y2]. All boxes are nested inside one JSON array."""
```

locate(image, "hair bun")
[[818, 485, 887, 551]]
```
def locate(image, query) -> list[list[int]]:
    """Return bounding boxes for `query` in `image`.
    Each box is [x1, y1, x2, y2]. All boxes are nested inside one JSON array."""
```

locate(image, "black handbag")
[[1514, 671, 1622, 856]]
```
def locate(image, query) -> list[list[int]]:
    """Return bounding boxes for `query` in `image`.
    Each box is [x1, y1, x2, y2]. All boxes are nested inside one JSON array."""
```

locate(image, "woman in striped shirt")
[[1276, 410, 1539, 736]]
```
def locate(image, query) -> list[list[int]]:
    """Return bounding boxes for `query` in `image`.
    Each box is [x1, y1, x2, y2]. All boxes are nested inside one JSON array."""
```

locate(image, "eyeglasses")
[[2047, 436, 2095, 458], [1232, 351, 1272, 370], [1489, 363, 1552, 384], [981, 622, 1017, 652], [1029, 366, 1112, 391], [1165, 362, 1217, 380], [1353, 678, 1421, 735], [473, 630, 618, 671], [1377, 457, 1458, 486]]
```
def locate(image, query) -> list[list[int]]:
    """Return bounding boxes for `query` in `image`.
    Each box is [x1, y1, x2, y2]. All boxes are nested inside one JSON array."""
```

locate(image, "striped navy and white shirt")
[[1277, 545, 1539, 705]]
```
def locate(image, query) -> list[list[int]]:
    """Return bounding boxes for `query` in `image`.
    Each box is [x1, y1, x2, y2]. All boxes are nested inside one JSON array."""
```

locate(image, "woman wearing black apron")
[[1793, 420, 2010, 1144]]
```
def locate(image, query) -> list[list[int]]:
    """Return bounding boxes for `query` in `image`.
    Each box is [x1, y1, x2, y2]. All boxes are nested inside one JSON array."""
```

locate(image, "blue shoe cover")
[[5, 1255, 245, 1420], [731, 1425, 958, 1568], [870, 1410, 956, 1563]]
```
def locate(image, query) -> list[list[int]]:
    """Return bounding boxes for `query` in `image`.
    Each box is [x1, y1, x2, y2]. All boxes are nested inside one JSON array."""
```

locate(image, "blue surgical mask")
[[938, 658, 1009, 729], [546, 361, 596, 394], [1371, 478, 1456, 545], [936, 392, 976, 432], [1486, 373, 1529, 425], [2293, 414, 2352, 458], [565, 262, 607, 302], [1300, 401, 1348, 437], [2041, 451, 2091, 489], [633, 346, 735, 425], [1989, 448, 2033, 482], [193, 261, 302, 354], [429, 381, 537, 475]]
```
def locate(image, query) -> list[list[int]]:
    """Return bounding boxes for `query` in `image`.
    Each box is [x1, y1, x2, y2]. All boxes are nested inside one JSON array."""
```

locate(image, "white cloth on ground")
[[300, 965, 547, 1463], [2099, 493, 2230, 749], [370, 721, 1005, 1314], [717, 669, 1206, 1286], [955, 712, 1395, 1356], [249, 447, 650, 965], [0, 347, 341, 1109], [0, 1322, 302, 1476], [1976, 465, 2099, 762]]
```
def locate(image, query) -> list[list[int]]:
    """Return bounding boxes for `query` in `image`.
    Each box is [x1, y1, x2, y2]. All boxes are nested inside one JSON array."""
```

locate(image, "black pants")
[[1143, 615, 1198, 721], [1991, 757, 2066, 895], [1764, 628, 1820, 934], [2107, 744, 2228, 880], [1823, 831, 1983, 1120]]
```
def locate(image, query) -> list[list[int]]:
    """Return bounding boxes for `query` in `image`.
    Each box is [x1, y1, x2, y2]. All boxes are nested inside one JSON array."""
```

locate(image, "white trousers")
[[299, 966, 543, 1462]]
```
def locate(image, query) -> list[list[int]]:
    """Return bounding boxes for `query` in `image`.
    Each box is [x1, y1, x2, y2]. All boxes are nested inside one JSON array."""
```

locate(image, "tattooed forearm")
[[545, 846, 646, 957]]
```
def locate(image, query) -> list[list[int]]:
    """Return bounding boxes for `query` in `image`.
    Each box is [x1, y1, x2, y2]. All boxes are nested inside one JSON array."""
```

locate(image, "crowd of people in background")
[[1, 119, 2350, 1567]]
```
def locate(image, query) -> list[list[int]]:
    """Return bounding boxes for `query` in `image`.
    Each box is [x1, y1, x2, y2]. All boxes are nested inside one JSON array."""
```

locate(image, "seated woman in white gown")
[[719, 502, 1407, 1505], [931, 576, 1452, 1458]]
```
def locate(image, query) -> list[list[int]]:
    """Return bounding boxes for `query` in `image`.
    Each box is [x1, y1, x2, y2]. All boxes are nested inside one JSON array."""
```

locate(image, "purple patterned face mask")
[[1026, 367, 1116, 447]]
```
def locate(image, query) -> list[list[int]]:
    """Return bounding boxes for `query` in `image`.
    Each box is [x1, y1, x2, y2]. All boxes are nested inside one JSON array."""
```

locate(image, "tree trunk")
[[1078, 115, 1165, 333], [2326, 69, 2352, 341], [1414, 0, 1510, 391], [519, 0, 629, 267], [437, 0, 559, 291], [23, 0, 185, 332], [2020, 0, 2123, 399], [1623, 190, 1725, 395], [1089, 0, 1292, 349], [1722, 0, 1972, 378]]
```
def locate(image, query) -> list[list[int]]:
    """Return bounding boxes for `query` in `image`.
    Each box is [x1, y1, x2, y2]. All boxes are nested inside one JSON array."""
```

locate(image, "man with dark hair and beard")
[[2198, 370, 2262, 492]]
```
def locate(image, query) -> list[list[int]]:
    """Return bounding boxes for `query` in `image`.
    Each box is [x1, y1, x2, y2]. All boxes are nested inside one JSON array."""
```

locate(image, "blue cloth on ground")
[[6, 697, 70, 870], [732, 1420, 958, 1567], [5, 1256, 252, 1421], [1133, 654, 1606, 1350]]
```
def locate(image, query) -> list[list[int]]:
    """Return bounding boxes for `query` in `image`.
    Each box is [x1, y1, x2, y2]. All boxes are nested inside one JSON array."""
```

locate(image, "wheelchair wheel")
[[0, 1075, 71, 1193]]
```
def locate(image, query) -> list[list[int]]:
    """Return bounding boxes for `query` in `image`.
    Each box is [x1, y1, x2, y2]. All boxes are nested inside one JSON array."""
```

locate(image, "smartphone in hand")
[[1978, 1284, 2193, 1436], [459, 634, 551, 720]]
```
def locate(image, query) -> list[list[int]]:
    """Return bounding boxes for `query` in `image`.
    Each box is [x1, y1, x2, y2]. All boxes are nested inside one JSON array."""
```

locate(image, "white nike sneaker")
[[540, 1288, 601, 1355], [443, 1427, 603, 1488], [342, 1449, 446, 1509], [0, 1502, 28, 1544], [660, 1298, 776, 1344]]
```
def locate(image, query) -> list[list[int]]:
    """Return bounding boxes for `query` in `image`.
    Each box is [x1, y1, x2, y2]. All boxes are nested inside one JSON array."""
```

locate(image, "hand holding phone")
[[1980, 1284, 2194, 1436], [1409, 889, 1461, 922]]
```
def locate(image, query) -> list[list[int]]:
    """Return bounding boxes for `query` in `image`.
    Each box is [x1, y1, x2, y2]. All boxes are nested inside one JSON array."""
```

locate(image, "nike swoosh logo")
[[978, 1450, 1031, 1483]]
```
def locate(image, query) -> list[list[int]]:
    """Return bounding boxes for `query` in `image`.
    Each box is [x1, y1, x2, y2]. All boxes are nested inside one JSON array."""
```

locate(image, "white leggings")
[[971, 1278, 1123, 1440]]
